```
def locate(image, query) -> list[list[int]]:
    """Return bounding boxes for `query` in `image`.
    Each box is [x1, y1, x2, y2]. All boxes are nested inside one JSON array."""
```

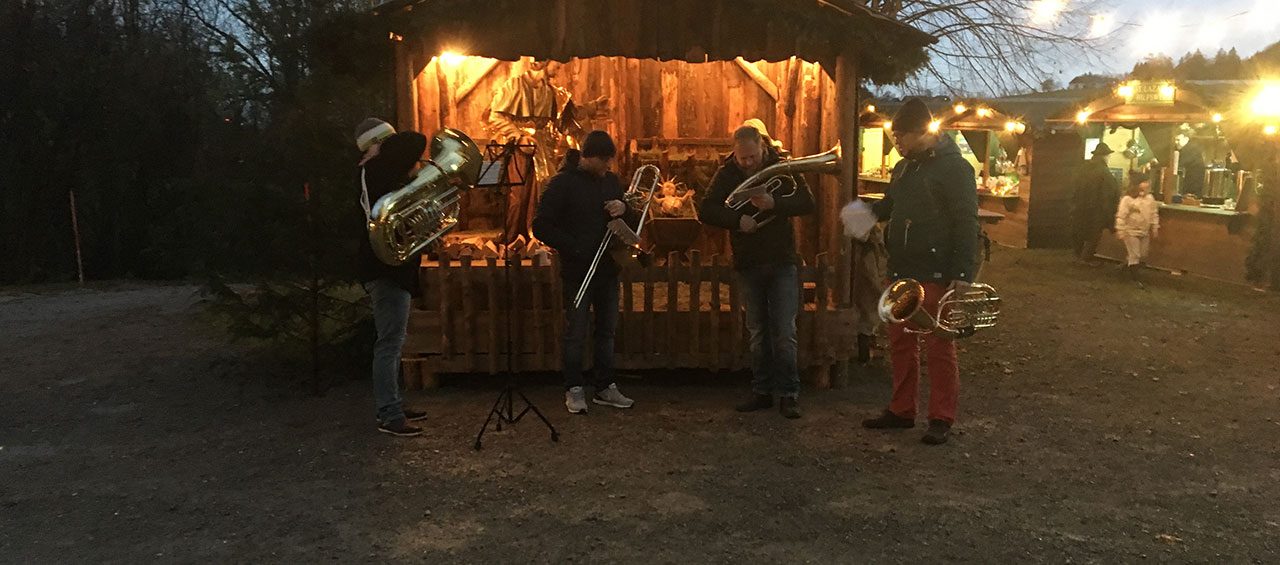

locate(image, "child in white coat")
[[1115, 176, 1160, 280]]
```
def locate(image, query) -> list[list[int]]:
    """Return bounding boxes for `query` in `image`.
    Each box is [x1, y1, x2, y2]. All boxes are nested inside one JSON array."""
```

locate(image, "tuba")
[[878, 279, 1001, 340], [723, 143, 841, 228], [368, 128, 483, 265]]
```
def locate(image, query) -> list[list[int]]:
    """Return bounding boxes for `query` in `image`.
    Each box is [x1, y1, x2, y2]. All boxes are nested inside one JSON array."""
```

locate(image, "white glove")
[[840, 200, 877, 241]]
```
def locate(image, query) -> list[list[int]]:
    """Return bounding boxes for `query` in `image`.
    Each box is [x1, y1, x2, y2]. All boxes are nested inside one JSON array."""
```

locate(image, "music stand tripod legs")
[[473, 142, 559, 450]]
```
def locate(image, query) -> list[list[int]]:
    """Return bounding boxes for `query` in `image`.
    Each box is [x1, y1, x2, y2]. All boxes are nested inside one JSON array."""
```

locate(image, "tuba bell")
[[368, 128, 483, 265], [877, 278, 1001, 340], [723, 143, 841, 228]]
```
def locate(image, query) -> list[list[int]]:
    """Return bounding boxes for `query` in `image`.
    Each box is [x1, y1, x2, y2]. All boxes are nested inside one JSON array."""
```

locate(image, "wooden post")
[[834, 49, 859, 307]]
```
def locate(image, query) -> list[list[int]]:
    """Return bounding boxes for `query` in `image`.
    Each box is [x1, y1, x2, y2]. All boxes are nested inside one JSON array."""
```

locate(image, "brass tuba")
[[368, 128, 483, 265], [723, 143, 841, 228], [877, 278, 1001, 340]]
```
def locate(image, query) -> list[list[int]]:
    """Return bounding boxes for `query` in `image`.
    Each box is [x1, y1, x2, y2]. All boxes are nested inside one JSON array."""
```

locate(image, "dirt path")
[[2, 251, 1279, 563]]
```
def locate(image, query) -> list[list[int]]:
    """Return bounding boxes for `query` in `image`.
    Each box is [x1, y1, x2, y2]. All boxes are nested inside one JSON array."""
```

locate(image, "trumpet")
[[877, 279, 1001, 340], [573, 164, 661, 309], [723, 143, 841, 228]]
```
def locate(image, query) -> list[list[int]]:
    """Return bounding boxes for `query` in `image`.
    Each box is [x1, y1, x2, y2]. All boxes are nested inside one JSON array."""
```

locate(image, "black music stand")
[[472, 141, 559, 449]]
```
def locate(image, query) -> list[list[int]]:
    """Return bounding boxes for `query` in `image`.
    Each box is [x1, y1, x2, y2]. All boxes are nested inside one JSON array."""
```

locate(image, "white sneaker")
[[565, 386, 589, 414], [592, 383, 635, 409]]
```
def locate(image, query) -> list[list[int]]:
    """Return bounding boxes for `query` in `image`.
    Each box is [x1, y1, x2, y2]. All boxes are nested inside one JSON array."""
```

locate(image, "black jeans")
[[561, 273, 619, 390]]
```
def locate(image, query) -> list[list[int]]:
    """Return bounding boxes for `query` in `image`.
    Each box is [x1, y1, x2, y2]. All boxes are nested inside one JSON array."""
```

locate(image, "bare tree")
[[866, 0, 1111, 96]]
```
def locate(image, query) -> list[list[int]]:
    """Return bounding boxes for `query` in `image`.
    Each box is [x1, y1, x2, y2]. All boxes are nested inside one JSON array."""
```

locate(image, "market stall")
[[370, 0, 934, 386], [1044, 80, 1263, 284]]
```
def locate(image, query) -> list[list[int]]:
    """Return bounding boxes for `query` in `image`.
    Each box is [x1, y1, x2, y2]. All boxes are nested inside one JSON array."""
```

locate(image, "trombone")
[[573, 164, 661, 309]]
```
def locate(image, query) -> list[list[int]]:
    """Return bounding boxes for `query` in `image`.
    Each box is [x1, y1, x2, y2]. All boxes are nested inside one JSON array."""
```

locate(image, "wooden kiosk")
[[371, 0, 934, 386], [1043, 81, 1260, 284]]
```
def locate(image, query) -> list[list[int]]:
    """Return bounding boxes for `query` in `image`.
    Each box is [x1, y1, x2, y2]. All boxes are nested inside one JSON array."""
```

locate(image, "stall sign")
[[1129, 82, 1176, 106]]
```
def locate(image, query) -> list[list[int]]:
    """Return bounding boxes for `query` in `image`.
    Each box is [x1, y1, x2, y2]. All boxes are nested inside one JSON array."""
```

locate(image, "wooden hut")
[[370, 0, 934, 386]]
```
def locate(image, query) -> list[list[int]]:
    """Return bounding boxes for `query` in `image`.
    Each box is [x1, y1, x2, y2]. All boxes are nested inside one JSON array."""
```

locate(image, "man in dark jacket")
[[355, 118, 429, 437], [532, 130, 637, 415], [1072, 142, 1120, 263], [699, 125, 815, 419], [860, 98, 979, 445]]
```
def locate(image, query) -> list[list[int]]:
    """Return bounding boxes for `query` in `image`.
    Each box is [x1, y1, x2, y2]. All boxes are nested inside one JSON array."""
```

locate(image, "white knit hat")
[[354, 118, 396, 152]]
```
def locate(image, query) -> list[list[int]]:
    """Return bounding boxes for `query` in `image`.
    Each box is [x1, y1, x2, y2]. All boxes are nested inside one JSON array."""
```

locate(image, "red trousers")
[[887, 281, 960, 423]]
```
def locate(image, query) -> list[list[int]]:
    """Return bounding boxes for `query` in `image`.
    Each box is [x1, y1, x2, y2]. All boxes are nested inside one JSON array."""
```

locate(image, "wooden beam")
[[454, 59, 500, 103], [834, 49, 859, 307], [734, 57, 779, 101]]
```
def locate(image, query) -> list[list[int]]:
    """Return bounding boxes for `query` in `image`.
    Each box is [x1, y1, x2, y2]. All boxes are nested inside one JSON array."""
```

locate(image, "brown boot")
[[862, 409, 915, 429], [735, 393, 773, 413]]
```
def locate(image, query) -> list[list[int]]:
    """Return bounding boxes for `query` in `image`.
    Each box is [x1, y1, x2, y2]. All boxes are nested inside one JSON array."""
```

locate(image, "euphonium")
[[368, 128, 483, 265], [723, 143, 841, 228], [877, 278, 1001, 340]]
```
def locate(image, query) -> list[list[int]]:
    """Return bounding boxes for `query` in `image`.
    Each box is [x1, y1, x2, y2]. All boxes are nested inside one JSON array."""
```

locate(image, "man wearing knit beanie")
[[861, 97, 980, 446], [533, 130, 638, 415]]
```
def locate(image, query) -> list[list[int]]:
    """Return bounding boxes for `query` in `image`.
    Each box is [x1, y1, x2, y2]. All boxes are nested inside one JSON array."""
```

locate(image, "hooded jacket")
[[357, 131, 428, 295], [532, 152, 636, 292], [698, 147, 816, 270], [870, 134, 980, 283]]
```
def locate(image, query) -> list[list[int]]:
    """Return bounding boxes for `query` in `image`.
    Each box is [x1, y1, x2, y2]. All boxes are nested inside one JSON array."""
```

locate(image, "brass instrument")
[[723, 143, 841, 228], [368, 128, 483, 265], [877, 278, 1001, 340], [573, 164, 661, 309]]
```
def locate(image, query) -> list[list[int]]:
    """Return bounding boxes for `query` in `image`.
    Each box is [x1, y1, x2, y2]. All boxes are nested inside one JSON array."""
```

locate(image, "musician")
[[699, 125, 815, 419], [859, 98, 979, 445], [532, 130, 637, 415], [354, 118, 429, 437]]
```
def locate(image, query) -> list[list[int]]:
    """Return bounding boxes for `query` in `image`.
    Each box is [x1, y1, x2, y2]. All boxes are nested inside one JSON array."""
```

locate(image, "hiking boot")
[[779, 397, 801, 419], [921, 419, 952, 445], [857, 333, 873, 364], [735, 393, 773, 412], [593, 383, 635, 409], [403, 408, 428, 422], [862, 409, 915, 429], [377, 419, 423, 437], [565, 386, 589, 415]]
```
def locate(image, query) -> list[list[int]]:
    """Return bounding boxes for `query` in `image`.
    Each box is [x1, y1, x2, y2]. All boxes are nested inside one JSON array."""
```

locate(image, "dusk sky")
[[1068, 0, 1279, 76]]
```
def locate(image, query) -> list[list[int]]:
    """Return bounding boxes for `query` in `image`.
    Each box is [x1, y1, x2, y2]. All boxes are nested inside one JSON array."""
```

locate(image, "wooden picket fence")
[[401, 250, 857, 388]]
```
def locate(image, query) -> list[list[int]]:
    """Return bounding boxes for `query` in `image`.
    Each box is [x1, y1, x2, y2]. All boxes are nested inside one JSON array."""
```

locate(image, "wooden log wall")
[[395, 53, 845, 266]]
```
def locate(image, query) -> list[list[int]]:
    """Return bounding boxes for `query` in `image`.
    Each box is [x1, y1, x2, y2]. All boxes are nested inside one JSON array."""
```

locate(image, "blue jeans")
[[737, 263, 800, 398], [365, 279, 409, 424], [562, 274, 619, 390]]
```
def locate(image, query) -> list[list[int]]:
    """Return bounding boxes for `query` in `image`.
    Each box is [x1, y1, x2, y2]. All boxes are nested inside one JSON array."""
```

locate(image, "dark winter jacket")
[[870, 134, 980, 283], [532, 152, 637, 292], [357, 131, 428, 296], [1072, 155, 1120, 236], [698, 147, 816, 270]]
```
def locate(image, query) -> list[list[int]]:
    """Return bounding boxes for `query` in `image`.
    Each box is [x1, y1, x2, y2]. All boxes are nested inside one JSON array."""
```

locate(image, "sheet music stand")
[[472, 140, 559, 449]]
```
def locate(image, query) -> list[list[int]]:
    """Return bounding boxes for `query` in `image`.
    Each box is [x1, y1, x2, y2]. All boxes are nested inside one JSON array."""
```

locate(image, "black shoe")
[[856, 333, 873, 364], [779, 397, 801, 419], [403, 409, 428, 422], [862, 409, 915, 429], [377, 419, 423, 437], [921, 419, 952, 445], [735, 393, 773, 412]]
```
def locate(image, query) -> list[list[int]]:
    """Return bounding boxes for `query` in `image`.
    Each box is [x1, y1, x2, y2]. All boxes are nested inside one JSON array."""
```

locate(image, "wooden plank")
[[621, 263, 635, 355], [665, 251, 679, 368], [485, 257, 499, 375], [437, 260, 453, 360], [814, 252, 830, 370], [660, 65, 680, 139], [834, 50, 859, 304], [394, 41, 417, 132], [644, 257, 655, 358], [454, 58, 500, 103], [727, 253, 742, 362], [460, 257, 475, 369], [531, 259, 546, 368], [709, 254, 722, 371], [688, 249, 702, 367], [734, 57, 780, 101]]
